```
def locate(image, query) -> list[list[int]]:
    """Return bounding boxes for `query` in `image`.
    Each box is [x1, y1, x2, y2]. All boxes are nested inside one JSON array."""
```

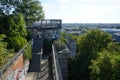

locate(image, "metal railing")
[[27, 19, 62, 30], [0, 40, 32, 79], [64, 36, 76, 58], [52, 44, 63, 80]]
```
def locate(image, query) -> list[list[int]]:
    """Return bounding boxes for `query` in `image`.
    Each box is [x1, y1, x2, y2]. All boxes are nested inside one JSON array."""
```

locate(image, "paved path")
[[25, 72, 39, 80]]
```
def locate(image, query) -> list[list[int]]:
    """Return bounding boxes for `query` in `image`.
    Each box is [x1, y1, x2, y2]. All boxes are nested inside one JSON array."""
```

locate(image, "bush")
[[9, 36, 27, 52], [89, 50, 120, 80], [0, 34, 7, 68], [0, 34, 14, 68], [23, 43, 32, 60]]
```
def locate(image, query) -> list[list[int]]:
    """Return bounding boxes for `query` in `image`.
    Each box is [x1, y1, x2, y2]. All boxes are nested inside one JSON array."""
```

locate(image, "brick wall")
[[11, 54, 24, 70]]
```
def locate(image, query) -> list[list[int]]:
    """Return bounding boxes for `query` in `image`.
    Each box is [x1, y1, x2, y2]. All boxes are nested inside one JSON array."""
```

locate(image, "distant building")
[[101, 29, 120, 42]]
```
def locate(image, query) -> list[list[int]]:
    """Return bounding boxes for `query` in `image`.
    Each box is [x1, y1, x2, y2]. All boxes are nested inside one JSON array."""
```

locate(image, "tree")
[[69, 29, 112, 79], [77, 29, 112, 54], [14, 0, 44, 26], [0, 0, 44, 26], [0, 0, 16, 15], [0, 13, 28, 51], [0, 13, 27, 37], [89, 50, 120, 80]]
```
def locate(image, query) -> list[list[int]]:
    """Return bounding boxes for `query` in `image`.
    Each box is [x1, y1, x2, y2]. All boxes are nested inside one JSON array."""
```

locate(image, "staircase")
[[28, 38, 43, 72]]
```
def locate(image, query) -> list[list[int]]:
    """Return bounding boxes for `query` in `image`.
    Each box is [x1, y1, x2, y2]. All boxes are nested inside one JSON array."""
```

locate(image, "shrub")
[[9, 36, 27, 52], [23, 43, 32, 60], [0, 34, 14, 68]]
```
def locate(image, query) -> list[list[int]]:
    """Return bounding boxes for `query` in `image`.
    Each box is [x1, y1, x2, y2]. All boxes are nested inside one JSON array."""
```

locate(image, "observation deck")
[[27, 19, 62, 30]]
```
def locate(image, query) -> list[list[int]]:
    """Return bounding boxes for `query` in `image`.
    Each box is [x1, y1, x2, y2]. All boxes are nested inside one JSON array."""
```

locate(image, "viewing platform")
[[27, 19, 62, 30]]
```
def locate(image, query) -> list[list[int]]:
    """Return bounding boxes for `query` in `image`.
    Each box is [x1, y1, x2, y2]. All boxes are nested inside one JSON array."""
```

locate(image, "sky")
[[40, 0, 120, 23]]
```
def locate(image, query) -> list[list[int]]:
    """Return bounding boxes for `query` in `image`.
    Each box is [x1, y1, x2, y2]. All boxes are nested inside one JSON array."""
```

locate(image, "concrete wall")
[[58, 53, 69, 80]]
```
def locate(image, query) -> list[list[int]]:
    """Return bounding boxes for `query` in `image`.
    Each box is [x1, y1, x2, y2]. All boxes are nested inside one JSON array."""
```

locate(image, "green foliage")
[[54, 39, 65, 51], [0, 34, 6, 41], [0, 14, 27, 37], [0, 34, 14, 68], [107, 42, 120, 52], [0, 0, 35, 69], [89, 50, 120, 80], [67, 33, 78, 41], [0, 15, 9, 34], [26, 30, 32, 41], [55, 32, 72, 51], [57, 32, 66, 45], [0, 34, 7, 68], [0, 0, 44, 26], [15, 13, 27, 37], [69, 29, 112, 79], [23, 43, 32, 60], [9, 36, 27, 52], [14, 0, 45, 26], [77, 29, 112, 54], [0, 13, 28, 51], [60, 32, 67, 43]]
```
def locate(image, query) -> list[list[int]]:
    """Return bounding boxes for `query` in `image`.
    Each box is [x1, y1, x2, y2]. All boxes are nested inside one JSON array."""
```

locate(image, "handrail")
[[27, 19, 62, 30], [52, 44, 63, 80], [0, 40, 32, 78]]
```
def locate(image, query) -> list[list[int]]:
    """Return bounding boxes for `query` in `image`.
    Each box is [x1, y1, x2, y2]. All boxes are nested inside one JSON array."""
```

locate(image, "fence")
[[27, 19, 62, 30], [52, 44, 63, 80], [64, 36, 76, 58]]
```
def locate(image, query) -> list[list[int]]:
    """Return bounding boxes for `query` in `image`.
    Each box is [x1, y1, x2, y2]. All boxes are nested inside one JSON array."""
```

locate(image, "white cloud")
[[57, 0, 69, 4], [41, 0, 120, 23]]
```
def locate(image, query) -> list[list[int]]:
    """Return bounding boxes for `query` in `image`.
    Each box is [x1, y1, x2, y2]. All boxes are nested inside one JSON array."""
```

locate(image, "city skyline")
[[41, 0, 120, 23]]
